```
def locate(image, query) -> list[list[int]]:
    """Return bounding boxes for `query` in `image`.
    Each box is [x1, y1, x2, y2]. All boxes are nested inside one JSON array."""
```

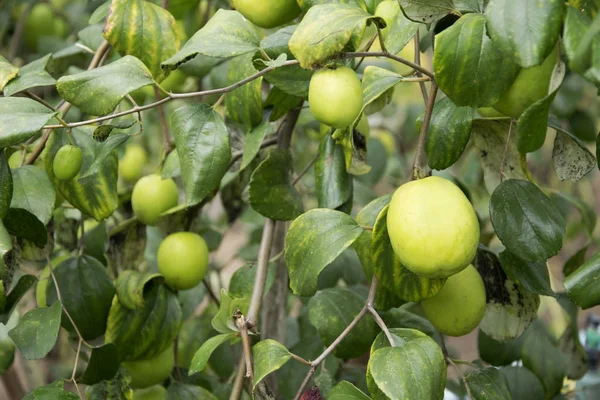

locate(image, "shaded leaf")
[[499, 250, 554, 296], [0, 55, 18, 91], [79, 344, 120, 385], [316, 135, 352, 210], [3, 54, 56, 97], [79, 133, 130, 182], [376, 1, 419, 54], [361, 66, 402, 114], [552, 128, 596, 182], [329, 381, 371, 399], [9, 301, 61, 360], [332, 127, 371, 175], [500, 366, 545, 400], [0, 97, 57, 147], [3, 208, 47, 248], [188, 332, 237, 375], [399, 0, 456, 24], [264, 64, 313, 98], [114, 270, 163, 310], [0, 151, 12, 219], [465, 367, 511, 399], [252, 339, 292, 389], [166, 383, 219, 400], [10, 166, 55, 225], [225, 54, 263, 128], [0, 275, 37, 324], [241, 122, 275, 171], [478, 330, 524, 366]]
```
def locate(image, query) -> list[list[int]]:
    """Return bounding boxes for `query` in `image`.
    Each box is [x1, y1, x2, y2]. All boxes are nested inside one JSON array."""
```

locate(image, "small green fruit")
[[157, 232, 209, 291], [122, 345, 174, 389], [131, 174, 179, 225], [133, 385, 167, 400], [421, 264, 486, 336], [232, 0, 301, 29], [53, 145, 83, 180], [23, 4, 68, 51], [119, 144, 148, 183], [309, 66, 364, 129], [387, 176, 480, 278], [8, 152, 24, 169]]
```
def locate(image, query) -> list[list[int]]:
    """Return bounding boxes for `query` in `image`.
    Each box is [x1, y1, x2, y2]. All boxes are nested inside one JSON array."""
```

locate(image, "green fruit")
[[119, 144, 148, 183], [232, 0, 301, 29], [493, 46, 559, 117], [23, 4, 68, 51], [421, 264, 486, 336], [133, 385, 167, 400], [122, 345, 174, 389], [53, 145, 83, 181], [309, 66, 364, 129], [131, 174, 179, 225], [477, 107, 506, 118], [157, 232, 209, 291], [387, 176, 480, 278]]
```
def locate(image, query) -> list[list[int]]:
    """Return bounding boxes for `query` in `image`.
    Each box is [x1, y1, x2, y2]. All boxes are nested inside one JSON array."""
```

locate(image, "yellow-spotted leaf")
[[0, 56, 18, 91]]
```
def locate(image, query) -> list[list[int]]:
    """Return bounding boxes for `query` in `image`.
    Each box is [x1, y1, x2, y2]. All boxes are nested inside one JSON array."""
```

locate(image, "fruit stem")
[[412, 82, 439, 179]]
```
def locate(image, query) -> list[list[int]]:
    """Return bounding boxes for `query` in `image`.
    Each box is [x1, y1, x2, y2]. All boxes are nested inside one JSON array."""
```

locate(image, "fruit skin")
[[421, 264, 486, 336], [121, 345, 174, 389], [53, 145, 83, 181], [493, 46, 559, 117], [309, 66, 364, 129], [387, 176, 480, 278], [131, 174, 179, 225], [133, 385, 167, 400], [157, 232, 209, 291], [232, 0, 301, 29], [119, 144, 148, 183], [23, 4, 68, 51]]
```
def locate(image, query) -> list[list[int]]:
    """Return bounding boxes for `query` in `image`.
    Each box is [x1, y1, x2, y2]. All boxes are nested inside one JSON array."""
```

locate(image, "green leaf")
[[162, 150, 181, 179], [490, 179, 565, 262], [316, 135, 353, 210], [3, 54, 56, 97], [422, 97, 473, 170], [485, 0, 565, 68], [332, 127, 371, 175], [551, 128, 596, 182], [264, 64, 313, 98], [376, 1, 418, 54], [171, 103, 231, 206], [46, 255, 116, 340], [241, 122, 275, 171], [79, 133, 130, 182], [355, 137, 387, 187], [23, 385, 80, 400], [225, 54, 263, 128], [285, 209, 364, 296], [0, 55, 18, 91], [252, 339, 292, 389], [550, 192, 597, 238], [499, 250, 554, 297], [10, 166, 55, 225], [79, 344, 120, 385], [398, 0, 456, 24], [166, 383, 219, 400], [329, 381, 371, 400], [229, 264, 275, 300], [434, 13, 519, 107], [308, 286, 379, 359], [0, 311, 17, 375], [85, 372, 133, 399], [212, 289, 250, 334], [91, 119, 136, 143], [56, 56, 154, 116], [89, 1, 110, 24], [564, 249, 600, 308], [354, 194, 392, 279], [103, 0, 180, 80], [188, 332, 238, 375], [264, 87, 303, 120], [289, 4, 377, 69], [500, 366, 545, 400], [563, 5, 596, 74], [360, 66, 402, 114], [162, 10, 260, 71], [0, 151, 13, 219], [564, 246, 588, 277], [465, 367, 512, 399], [478, 330, 524, 367], [0, 97, 57, 147], [371, 205, 445, 302], [475, 246, 540, 341], [261, 25, 296, 59], [9, 301, 61, 360], [3, 208, 47, 248], [114, 270, 163, 310], [0, 275, 37, 324]]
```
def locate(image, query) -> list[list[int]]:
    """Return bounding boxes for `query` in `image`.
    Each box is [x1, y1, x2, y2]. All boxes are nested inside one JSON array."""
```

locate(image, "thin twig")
[[235, 311, 255, 383], [365, 277, 395, 346], [24, 91, 56, 111], [69, 338, 83, 398], [354, 33, 378, 71], [448, 357, 473, 400], [499, 118, 514, 182], [290, 353, 311, 366], [230, 358, 247, 400], [414, 31, 429, 105], [88, 41, 111, 71], [202, 279, 221, 307], [342, 51, 435, 79], [154, 87, 173, 153], [292, 152, 319, 185], [246, 219, 276, 326], [411, 82, 439, 179]]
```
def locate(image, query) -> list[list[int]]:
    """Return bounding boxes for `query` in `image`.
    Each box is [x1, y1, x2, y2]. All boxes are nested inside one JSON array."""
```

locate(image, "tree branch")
[[365, 278, 395, 346], [414, 31, 429, 105], [153, 86, 173, 153], [342, 52, 435, 79], [235, 311, 255, 384], [411, 82, 438, 179], [499, 118, 514, 182]]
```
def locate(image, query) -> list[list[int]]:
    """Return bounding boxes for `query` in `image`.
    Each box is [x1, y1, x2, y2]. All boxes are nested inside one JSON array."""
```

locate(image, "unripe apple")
[[23, 4, 68, 51], [421, 264, 486, 336], [387, 176, 479, 278], [133, 385, 167, 400], [131, 175, 179, 225], [119, 144, 148, 183], [231, 0, 301, 29], [121, 345, 174, 389], [157, 232, 209, 291], [53, 145, 83, 181]]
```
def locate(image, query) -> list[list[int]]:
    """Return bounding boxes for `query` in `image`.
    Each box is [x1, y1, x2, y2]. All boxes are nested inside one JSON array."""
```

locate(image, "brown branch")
[[448, 356, 473, 400], [365, 277, 395, 346], [24, 91, 56, 111], [411, 82, 439, 179], [68, 338, 83, 398], [235, 311, 255, 384], [153, 87, 173, 153], [342, 51, 435, 79], [499, 118, 514, 182], [414, 31, 429, 105]]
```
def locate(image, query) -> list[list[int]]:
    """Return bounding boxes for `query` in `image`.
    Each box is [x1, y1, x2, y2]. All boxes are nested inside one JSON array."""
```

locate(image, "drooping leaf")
[[0, 97, 57, 147], [332, 126, 371, 175], [241, 122, 275, 171], [315, 135, 353, 210], [551, 128, 596, 182], [564, 249, 600, 308], [103, 0, 180, 80], [8, 301, 61, 360], [171, 104, 231, 206], [0, 151, 13, 219], [113, 270, 163, 310], [485, 0, 565, 68], [79, 133, 130, 182], [398, 0, 456, 24], [56, 56, 154, 116], [188, 332, 238, 375], [500, 366, 545, 400], [0, 55, 18, 91], [329, 381, 371, 400], [285, 209, 364, 296], [79, 344, 120, 385], [434, 13, 519, 107], [252, 339, 292, 389], [225, 53, 263, 128], [3, 208, 47, 248], [499, 250, 554, 297], [9, 166, 55, 225], [465, 367, 512, 399], [478, 330, 524, 366], [490, 179, 565, 262], [3, 54, 56, 97]]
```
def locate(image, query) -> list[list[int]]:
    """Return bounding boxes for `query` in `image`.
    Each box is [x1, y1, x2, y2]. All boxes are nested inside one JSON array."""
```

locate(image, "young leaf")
[[188, 332, 238, 375], [114, 270, 163, 310], [241, 121, 275, 171], [485, 0, 565, 68], [361, 66, 403, 114], [252, 339, 293, 389], [103, 0, 180, 80], [79, 343, 120, 385], [57, 56, 154, 116], [499, 250, 554, 297], [398, 0, 456, 24], [225, 54, 263, 129], [171, 104, 231, 206], [552, 129, 596, 182], [422, 97, 474, 170], [162, 10, 260, 71], [211, 289, 250, 334], [0, 151, 12, 219], [10, 166, 55, 225], [9, 301, 62, 360], [434, 13, 519, 107], [315, 135, 353, 210], [0, 97, 58, 148], [0, 55, 18, 91], [500, 366, 545, 400], [3, 54, 56, 97], [464, 367, 512, 399], [285, 209, 364, 296], [564, 249, 600, 309], [329, 381, 371, 400]]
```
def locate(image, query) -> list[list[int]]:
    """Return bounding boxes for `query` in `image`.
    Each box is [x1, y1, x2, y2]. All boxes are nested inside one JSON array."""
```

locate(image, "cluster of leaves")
[[0, 0, 599, 399]]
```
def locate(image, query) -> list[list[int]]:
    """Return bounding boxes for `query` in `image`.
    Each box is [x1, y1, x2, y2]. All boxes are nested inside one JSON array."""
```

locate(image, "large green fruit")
[[157, 232, 209, 291], [23, 4, 68, 51], [131, 174, 179, 225], [133, 386, 167, 400], [119, 144, 148, 183], [493, 46, 559, 117], [387, 176, 479, 278], [122, 345, 174, 389], [309, 66, 364, 129], [53, 145, 83, 181], [231, 0, 301, 29], [421, 264, 486, 336]]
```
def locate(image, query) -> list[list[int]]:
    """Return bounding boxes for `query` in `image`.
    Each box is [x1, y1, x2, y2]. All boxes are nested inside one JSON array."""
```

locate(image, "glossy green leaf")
[[241, 122, 275, 170], [0, 97, 57, 147], [361, 66, 402, 114], [490, 179, 565, 262], [161, 150, 181, 179], [79, 344, 120, 385], [3, 208, 47, 248], [485, 0, 565, 68], [56, 56, 154, 116], [289, 4, 378, 69], [422, 97, 473, 170], [0, 151, 12, 219], [9, 301, 61, 360], [114, 270, 163, 310], [329, 381, 371, 400], [398, 0, 456, 24], [211, 289, 250, 334], [103, 0, 180, 80], [10, 166, 55, 225], [171, 103, 231, 206], [0, 55, 18, 91], [564, 249, 600, 308], [0, 275, 37, 324], [478, 330, 524, 367], [285, 209, 364, 296], [225, 53, 263, 128], [354, 194, 392, 279], [499, 250, 554, 297], [79, 133, 130, 182], [434, 13, 519, 107], [316, 135, 353, 210], [264, 64, 313, 98], [308, 286, 378, 359], [552, 128, 596, 182], [500, 366, 545, 400], [3, 54, 56, 97], [252, 339, 292, 389], [188, 332, 237, 375], [166, 383, 218, 400], [162, 10, 260, 70], [465, 367, 511, 399]]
